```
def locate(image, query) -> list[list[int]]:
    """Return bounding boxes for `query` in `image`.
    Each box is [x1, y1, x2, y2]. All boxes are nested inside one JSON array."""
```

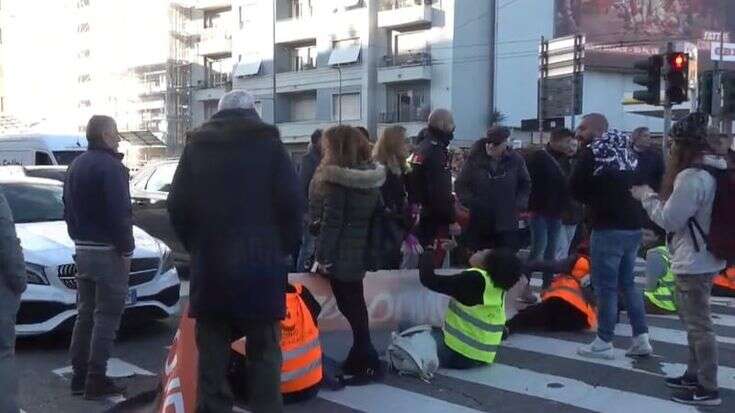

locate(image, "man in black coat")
[[167, 90, 303, 413], [408, 109, 461, 251], [631, 127, 664, 192], [296, 129, 322, 272]]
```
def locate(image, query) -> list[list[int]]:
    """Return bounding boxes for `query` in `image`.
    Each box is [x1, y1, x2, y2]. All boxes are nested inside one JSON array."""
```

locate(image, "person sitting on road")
[[712, 266, 735, 298], [419, 246, 522, 369], [641, 227, 677, 315], [506, 246, 597, 335]]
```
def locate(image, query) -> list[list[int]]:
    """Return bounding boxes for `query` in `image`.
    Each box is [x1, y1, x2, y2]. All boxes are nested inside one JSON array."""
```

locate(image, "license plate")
[[125, 289, 138, 306]]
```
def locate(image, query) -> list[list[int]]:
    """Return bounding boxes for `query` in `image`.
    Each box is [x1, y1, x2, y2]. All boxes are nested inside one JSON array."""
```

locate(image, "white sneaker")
[[578, 337, 614, 360], [626, 333, 653, 357]]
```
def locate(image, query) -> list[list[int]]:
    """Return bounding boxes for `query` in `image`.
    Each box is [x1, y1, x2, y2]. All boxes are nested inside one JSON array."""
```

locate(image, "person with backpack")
[[631, 112, 729, 407], [418, 247, 522, 369]]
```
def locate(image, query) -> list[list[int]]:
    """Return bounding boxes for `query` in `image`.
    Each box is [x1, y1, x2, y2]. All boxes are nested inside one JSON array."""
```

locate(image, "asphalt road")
[[15, 275, 735, 413]]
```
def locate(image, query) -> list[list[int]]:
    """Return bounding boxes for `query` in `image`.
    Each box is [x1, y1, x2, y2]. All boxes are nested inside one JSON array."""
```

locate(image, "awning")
[[233, 59, 261, 77], [328, 44, 361, 66], [118, 130, 166, 147]]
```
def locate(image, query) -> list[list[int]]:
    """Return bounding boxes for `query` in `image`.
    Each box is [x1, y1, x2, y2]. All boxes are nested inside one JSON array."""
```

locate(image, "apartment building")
[[179, 0, 495, 151]]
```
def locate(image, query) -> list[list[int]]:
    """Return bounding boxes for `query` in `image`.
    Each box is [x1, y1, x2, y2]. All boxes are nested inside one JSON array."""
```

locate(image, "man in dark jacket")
[[631, 127, 664, 191], [64, 115, 134, 399], [570, 113, 651, 360], [526, 128, 575, 288], [296, 129, 322, 272], [408, 109, 461, 249], [0, 190, 26, 413], [455, 126, 531, 253], [167, 90, 303, 413]]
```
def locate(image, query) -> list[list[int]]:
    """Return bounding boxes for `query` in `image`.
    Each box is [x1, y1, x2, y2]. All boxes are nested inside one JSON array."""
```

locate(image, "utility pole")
[[662, 42, 674, 166], [337, 65, 343, 124]]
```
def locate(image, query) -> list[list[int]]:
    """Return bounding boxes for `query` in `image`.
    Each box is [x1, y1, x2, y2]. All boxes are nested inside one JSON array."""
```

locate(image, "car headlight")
[[26, 263, 49, 285], [160, 248, 175, 274]]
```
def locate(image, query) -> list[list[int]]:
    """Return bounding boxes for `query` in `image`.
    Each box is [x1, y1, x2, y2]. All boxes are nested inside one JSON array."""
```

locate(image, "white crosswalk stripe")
[[319, 382, 484, 412]]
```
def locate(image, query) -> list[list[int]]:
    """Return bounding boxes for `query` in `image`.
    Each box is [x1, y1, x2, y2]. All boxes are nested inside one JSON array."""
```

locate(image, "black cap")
[[486, 126, 511, 144]]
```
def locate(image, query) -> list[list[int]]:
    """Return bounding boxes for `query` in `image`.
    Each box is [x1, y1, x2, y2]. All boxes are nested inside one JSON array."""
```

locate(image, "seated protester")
[[712, 267, 735, 298], [419, 247, 522, 369], [229, 283, 323, 404], [506, 248, 596, 334], [641, 227, 677, 314]]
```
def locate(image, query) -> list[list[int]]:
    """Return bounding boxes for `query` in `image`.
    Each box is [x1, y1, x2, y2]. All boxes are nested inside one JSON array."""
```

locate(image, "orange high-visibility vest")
[[714, 267, 735, 291], [541, 256, 598, 329], [233, 284, 323, 394]]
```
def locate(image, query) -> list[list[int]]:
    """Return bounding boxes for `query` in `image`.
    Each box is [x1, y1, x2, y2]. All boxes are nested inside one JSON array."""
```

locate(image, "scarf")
[[589, 129, 638, 176]]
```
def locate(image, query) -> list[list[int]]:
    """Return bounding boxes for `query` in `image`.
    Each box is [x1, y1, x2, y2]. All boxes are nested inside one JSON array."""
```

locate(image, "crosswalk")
[[267, 275, 733, 412]]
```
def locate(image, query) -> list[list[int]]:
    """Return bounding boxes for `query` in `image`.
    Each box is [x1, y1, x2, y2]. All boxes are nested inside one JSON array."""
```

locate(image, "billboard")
[[554, 0, 735, 68]]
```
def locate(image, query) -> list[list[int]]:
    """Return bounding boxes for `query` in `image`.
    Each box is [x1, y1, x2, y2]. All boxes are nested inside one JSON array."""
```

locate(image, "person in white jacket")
[[631, 112, 726, 407]]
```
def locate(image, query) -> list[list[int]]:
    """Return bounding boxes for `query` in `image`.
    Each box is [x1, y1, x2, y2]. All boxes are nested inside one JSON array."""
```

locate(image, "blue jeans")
[[529, 215, 562, 288], [555, 224, 578, 260], [590, 230, 648, 343]]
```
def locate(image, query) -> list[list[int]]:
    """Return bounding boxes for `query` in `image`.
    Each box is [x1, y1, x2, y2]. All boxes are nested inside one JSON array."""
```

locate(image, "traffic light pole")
[[662, 42, 674, 166]]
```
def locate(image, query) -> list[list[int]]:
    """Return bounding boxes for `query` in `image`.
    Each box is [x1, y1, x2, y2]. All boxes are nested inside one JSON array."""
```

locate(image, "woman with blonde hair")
[[372, 125, 410, 269], [309, 125, 386, 382]]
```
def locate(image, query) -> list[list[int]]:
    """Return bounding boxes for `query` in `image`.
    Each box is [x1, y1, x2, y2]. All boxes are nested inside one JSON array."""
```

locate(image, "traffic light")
[[723, 71, 735, 115], [698, 71, 714, 115], [665, 52, 689, 104], [633, 55, 662, 105]]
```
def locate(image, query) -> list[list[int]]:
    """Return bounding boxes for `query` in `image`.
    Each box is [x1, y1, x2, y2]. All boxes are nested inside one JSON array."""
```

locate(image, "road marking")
[[52, 357, 155, 378], [650, 311, 735, 328], [504, 333, 735, 391], [318, 382, 484, 413], [440, 364, 700, 413], [615, 323, 735, 346]]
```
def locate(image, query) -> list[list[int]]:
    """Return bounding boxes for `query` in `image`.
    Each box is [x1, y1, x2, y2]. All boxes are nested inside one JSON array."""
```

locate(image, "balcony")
[[193, 0, 230, 11], [138, 83, 167, 97], [378, 0, 434, 29], [379, 109, 429, 124], [378, 52, 432, 83], [199, 27, 232, 57]]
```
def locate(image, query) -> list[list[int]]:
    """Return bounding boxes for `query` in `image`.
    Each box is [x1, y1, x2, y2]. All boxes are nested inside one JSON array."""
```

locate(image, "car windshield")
[[52, 151, 84, 166], [1, 183, 65, 223]]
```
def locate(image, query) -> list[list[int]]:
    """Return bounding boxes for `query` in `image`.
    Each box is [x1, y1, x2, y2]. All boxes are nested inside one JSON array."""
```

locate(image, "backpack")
[[688, 166, 735, 262], [386, 325, 439, 382]]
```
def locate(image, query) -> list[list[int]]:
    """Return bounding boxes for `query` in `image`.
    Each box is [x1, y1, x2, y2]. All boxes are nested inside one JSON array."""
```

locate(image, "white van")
[[0, 134, 87, 166]]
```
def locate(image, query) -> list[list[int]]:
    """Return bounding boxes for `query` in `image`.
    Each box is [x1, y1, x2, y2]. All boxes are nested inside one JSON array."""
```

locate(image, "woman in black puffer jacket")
[[309, 125, 386, 381]]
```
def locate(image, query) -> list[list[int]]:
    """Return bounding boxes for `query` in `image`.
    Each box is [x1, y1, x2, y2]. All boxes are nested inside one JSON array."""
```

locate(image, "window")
[[332, 93, 361, 121], [78, 49, 90, 59], [289, 92, 316, 122], [35, 152, 53, 166], [390, 86, 429, 122], [204, 100, 219, 120], [146, 164, 177, 193], [78, 99, 91, 108], [77, 74, 91, 83], [290, 0, 312, 18], [77, 0, 90, 7], [291, 45, 316, 71], [203, 9, 227, 29], [238, 6, 243, 28], [329, 38, 361, 65], [394, 30, 427, 55], [0, 96, 4, 113], [77, 23, 90, 33], [52, 151, 83, 166], [1, 183, 65, 223]]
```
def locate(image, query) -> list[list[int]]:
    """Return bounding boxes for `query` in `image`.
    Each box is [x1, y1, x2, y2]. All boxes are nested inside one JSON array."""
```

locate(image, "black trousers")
[[329, 279, 378, 364], [507, 298, 589, 334]]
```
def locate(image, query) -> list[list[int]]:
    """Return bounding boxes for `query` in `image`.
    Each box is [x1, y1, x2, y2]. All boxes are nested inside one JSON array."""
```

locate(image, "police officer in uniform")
[[407, 109, 462, 253]]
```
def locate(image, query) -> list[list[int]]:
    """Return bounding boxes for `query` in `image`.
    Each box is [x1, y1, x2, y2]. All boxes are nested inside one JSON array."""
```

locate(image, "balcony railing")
[[379, 0, 433, 11], [382, 51, 431, 67], [204, 71, 231, 89], [379, 109, 430, 123]]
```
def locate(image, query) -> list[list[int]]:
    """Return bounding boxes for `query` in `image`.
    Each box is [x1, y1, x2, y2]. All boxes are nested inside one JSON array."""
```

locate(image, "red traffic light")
[[669, 53, 688, 71]]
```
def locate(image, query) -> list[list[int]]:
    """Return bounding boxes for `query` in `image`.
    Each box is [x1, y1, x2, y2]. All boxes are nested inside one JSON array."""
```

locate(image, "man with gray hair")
[[631, 126, 664, 192], [168, 89, 302, 412], [64, 115, 133, 399]]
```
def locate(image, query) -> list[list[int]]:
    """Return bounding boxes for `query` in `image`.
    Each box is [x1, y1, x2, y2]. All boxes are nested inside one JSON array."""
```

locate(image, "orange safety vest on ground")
[[541, 256, 598, 329], [233, 284, 323, 394], [714, 267, 735, 292]]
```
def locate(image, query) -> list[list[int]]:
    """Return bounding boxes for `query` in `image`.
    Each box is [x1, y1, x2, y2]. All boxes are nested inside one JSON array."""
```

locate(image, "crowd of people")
[[1, 88, 734, 413]]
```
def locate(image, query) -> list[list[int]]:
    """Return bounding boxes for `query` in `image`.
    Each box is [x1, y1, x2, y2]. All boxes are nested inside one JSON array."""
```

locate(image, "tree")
[[489, 110, 507, 126]]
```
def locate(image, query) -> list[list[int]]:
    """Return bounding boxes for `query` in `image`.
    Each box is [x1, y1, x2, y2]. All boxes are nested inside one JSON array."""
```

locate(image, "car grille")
[[57, 257, 161, 289]]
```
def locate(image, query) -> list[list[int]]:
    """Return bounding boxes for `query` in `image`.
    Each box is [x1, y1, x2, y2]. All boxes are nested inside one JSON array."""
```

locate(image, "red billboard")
[[554, 0, 735, 68]]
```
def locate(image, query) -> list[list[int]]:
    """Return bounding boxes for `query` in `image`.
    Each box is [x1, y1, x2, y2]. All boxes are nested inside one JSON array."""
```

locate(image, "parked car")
[[1, 175, 180, 336], [0, 165, 68, 182], [129, 159, 189, 277]]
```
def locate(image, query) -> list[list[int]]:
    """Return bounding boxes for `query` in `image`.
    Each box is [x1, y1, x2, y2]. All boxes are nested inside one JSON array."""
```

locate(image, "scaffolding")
[[167, 2, 196, 154]]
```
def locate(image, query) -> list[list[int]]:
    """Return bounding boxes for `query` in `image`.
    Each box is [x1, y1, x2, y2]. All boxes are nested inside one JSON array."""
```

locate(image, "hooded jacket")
[[640, 155, 728, 275], [167, 108, 303, 320], [0, 191, 25, 295], [309, 163, 386, 281]]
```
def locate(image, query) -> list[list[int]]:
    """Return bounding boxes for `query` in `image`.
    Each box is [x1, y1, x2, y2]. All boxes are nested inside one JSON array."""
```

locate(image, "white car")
[[1, 176, 180, 336]]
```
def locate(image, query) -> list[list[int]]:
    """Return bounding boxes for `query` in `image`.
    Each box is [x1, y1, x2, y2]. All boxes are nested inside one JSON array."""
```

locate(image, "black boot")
[[84, 375, 126, 400], [341, 346, 384, 385], [70, 373, 86, 396]]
